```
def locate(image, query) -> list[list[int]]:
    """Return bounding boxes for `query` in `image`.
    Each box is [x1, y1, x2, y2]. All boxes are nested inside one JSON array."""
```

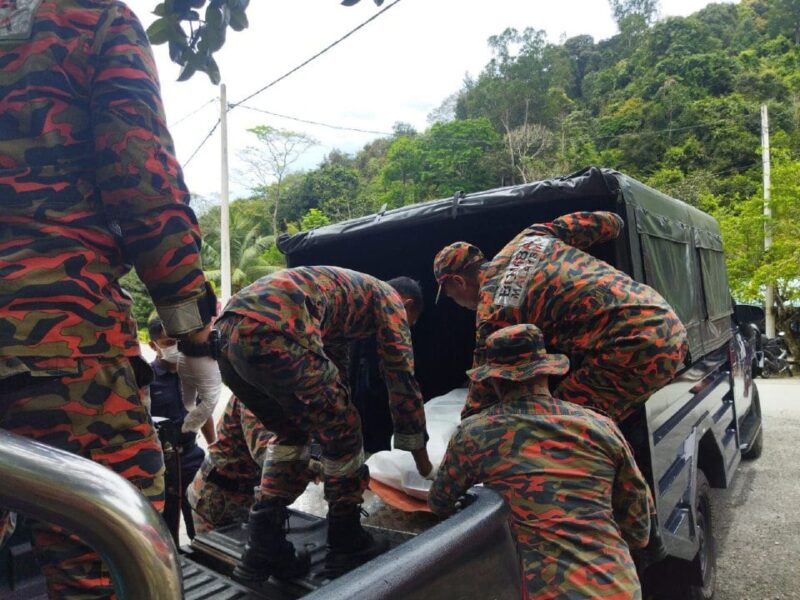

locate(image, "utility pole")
[[761, 103, 775, 338], [220, 83, 231, 306]]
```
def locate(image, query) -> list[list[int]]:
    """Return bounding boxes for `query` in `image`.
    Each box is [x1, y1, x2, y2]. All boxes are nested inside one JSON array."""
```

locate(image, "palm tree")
[[201, 208, 285, 293]]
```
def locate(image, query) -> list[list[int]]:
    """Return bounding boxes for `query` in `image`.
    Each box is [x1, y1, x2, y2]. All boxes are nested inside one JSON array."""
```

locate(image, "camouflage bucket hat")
[[433, 242, 485, 303], [467, 324, 569, 382]]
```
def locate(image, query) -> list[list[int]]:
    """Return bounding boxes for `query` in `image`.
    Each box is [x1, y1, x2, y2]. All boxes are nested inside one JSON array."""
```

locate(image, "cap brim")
[[467, 354, 570, 382]]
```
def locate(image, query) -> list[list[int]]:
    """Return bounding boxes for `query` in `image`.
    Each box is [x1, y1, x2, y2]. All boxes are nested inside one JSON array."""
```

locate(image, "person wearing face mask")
[[148, 317, 215, 541]]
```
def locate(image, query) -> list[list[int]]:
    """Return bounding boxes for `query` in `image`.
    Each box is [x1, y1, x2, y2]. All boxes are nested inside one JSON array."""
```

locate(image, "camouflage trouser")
[[555, 313, 688, 422], [518, 536, 642, 600], [186, 464, 256, 535], [217, 316, 368, 514], [0, 357, 165, 600]]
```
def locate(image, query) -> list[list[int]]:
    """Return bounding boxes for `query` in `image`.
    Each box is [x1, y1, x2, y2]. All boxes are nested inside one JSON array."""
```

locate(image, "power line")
[[229, 0, 404, 109], [592, 118, 743, 142], [183, 119, 220, 168], [170, 98, 216, 127], [236, 104, 393, 136], [178, 1, 405, 168]]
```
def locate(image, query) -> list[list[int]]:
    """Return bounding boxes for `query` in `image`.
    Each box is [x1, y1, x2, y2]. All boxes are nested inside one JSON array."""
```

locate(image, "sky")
[[127, 0, 734, 201]]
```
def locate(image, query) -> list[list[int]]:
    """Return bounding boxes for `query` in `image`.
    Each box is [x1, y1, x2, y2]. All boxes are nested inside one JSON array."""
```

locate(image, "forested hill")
[[124, 0, 799, 340], [261, 0, 800, 215], [453, 0, 797, 202]]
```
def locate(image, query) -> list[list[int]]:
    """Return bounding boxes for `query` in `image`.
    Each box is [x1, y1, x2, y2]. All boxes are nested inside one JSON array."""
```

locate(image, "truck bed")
[[185, 487, 521, 600]]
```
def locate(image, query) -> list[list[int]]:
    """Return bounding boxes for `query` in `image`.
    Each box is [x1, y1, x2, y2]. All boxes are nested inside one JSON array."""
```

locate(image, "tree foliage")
[[239, 126, 317, 238], [146, 0, 385, 83]]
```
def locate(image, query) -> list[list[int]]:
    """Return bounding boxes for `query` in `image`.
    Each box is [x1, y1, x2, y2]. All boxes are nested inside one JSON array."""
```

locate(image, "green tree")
[[239, 125, 317, 238], [419, 118, 505, 196], [300, 208, 332, 231], [765, 0, 800, 45], [710, 151, 800, 351], [200, 207, 284, 293]]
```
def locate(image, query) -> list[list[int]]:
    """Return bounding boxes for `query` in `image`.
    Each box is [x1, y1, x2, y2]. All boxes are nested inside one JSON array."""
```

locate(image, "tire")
[[645, 471, 716, 600], [742, 384, 763, 460]]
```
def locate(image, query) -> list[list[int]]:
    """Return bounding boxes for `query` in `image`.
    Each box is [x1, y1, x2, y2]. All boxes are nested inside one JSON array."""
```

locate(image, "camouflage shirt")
[[468, 211, 683, 416], [221, 266, 427, 449], [207, 395, 272, 482], [0, 0, 207, 376], [429, 390, 652, 599]]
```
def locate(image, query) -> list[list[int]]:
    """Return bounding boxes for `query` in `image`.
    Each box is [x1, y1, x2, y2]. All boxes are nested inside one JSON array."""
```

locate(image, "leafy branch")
[[147, 0, 385, 84]]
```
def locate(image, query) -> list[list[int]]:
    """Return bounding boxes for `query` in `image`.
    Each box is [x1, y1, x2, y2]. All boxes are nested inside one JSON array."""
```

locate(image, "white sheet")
[[367, 388, 467, 500]]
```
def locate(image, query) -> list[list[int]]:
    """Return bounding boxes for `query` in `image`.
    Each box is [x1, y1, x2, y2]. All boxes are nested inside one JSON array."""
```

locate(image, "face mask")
[[159, 344, 180, 364]]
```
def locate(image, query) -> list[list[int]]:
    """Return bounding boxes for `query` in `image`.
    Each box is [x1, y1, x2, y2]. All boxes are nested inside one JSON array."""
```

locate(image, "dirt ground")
[[713, 378, 800, 600]]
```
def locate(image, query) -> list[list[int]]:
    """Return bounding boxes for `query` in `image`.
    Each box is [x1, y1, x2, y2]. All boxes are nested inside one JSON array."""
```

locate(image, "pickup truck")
[[0, 167, 763, 599]]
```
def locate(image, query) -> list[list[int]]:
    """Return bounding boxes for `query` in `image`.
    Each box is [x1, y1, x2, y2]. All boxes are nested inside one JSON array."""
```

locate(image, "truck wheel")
[[742, 385, 763, 460], [647, 471, 716, 600], [689, 471, 716, 600]]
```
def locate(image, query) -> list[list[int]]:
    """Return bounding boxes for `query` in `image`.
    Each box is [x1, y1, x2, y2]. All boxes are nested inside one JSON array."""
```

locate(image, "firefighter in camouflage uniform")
[[187, 395, 275, 534], [433, 211, 688, 421], [0, 2, 218, 598], [215, 266, 431, 581], [187, 395, 323, 534], [428, 324, 653, 599]]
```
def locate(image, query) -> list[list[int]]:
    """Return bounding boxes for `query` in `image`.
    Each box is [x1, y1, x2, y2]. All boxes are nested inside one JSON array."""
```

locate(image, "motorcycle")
[[759, 332, 794, 378]]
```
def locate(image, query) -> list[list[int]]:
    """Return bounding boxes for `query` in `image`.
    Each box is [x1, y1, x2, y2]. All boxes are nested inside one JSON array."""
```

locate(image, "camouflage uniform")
[[216, 266, 426, 513], [187, 395, 273, 534], [429, 325, 652, 600], [0, 2, 211, 597], [436, 212, 687, 421]]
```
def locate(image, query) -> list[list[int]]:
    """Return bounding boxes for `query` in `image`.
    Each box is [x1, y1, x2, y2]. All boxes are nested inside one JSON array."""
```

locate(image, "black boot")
[[233, 500, 310, 583], [634, 519, 668, 575], [324, 505, 389, 578]]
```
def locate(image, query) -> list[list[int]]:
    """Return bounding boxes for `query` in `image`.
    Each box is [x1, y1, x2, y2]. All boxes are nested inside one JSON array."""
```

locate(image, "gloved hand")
[[177, 353, 222, 433]]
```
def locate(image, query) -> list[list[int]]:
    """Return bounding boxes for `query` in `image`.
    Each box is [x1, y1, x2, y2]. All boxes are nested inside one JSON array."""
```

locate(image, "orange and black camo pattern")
[[469, 212, 688, 421], [188, 395, 274, 534], [0, 357, 165, 599], [0, 2, 202, 597], [429, 389, 652, 599], [220, 266, 427, 450], [0, 0, 207, 378]]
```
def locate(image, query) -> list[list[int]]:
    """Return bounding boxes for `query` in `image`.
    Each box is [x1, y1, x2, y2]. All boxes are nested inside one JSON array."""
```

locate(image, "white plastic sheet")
[[367, 388, 466, 500]]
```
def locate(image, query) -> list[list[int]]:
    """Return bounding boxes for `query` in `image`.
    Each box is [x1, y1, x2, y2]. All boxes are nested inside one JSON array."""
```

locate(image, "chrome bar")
[[0, 429, 183, 599]]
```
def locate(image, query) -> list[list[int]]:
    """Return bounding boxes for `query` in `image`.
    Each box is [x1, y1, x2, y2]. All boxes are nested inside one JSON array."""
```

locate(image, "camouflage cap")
[[433, 242, 485, 303], [467, 324, 569, 382]]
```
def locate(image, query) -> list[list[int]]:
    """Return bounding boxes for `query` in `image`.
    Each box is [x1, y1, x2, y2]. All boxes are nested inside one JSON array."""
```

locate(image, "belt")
[[201, 462, 256, 495]]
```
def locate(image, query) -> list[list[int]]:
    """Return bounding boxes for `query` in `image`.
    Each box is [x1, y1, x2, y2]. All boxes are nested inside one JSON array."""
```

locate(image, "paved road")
[[714, 378, 800, 600]]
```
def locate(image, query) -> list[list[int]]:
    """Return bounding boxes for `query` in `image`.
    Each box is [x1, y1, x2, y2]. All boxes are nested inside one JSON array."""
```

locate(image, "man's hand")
[[411, 447, 433, 479]]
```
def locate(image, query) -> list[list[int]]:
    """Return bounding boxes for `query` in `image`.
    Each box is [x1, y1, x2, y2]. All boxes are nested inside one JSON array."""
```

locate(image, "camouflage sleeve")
[[609, 423, 653, 549], [324, 343, 351, 379], [428, 426, 479, 516], [91, 4, 208, 333], [239, 400, 273, 467], [523, 211, 623, 250], [462, 319, 503, 418], [374, 292, 427, 451]]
